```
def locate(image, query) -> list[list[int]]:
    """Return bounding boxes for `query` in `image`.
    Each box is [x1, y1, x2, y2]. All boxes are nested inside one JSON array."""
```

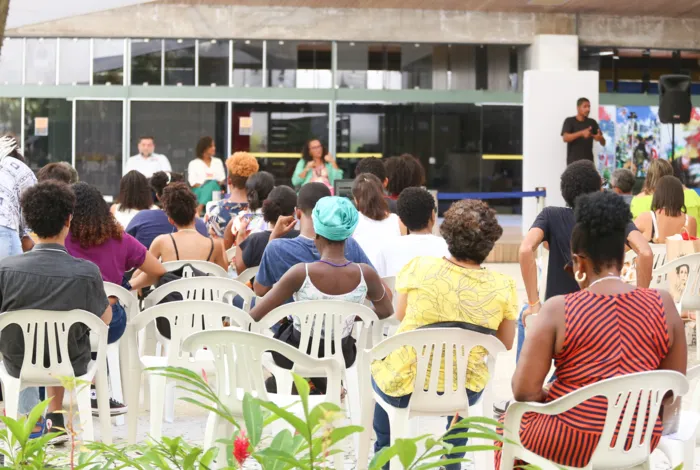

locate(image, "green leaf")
[[243, 393, 264, 447], [413, 457, 471, 470], [394, 438, 417, 469], [183, 447, 203, 468], [200, 447, 219, 467], [291, 373, 311, 418], [256, 448, 310, 469], [422, 444, 499, 461], [257, 399, 311, 442], [0, 415, 28, 447], [307, 402, 343, 430], [369, 444, 401, 470]]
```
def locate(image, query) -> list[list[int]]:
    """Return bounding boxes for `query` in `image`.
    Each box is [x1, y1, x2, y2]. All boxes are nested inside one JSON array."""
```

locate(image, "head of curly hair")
[[21, 181, 75, 239], [161, 182, 197, 226], [385, 154, 426, 197], [226, 152, 259, 189], [440, 199, 503, 264], [70, 182, 123, 248], [560, 160, 602, 208], [571, 191, 631, 273], [150, 171, 185, 200]]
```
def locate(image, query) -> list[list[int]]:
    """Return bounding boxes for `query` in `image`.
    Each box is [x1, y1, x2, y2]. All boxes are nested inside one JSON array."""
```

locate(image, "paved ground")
[[8, 262, 700, 469]]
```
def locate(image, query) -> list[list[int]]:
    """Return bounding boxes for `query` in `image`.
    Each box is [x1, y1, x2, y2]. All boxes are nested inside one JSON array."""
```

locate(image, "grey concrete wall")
[[7, 3, 700, 50]]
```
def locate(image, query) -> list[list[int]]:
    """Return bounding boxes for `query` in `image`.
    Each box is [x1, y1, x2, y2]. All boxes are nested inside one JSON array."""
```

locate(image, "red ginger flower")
[[233, 430, 251, 465]]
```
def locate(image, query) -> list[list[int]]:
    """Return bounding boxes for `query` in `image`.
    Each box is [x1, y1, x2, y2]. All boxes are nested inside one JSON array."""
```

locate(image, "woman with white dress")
[[188, 136, 226, 215], [110, 170, 158, 228], [351, 173, 401, 268]]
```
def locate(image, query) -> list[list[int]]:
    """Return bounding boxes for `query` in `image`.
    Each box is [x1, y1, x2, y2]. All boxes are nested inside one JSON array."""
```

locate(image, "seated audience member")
[[254, 183, 373, 298], [355, 157, 396, 213], [518, 160, 652, 361], [188, 136, 226, 214], [126, 171, 208, 248], [141, 182, 228, 270], [351, 173, 401, 268], [371, 199, 516, 469], [384, 153, 426, 201], [233, 185, 299, 274], [0, 135, 36, 256], [610, 168, 635, 205], [37, 162, 73, 184], [65, 183, 165, 414], [634, 175, 697, 243], [110, 170, 158, 228], [375, 187, 449, 277], [496, 191, 686, 469], [0, 181, 112, 439], [631, 158, 700, 221], [225, 171, 275, 250], [206, 151, 259, 238], [250, 196, 393, 378], [61, 162, 80, 184]]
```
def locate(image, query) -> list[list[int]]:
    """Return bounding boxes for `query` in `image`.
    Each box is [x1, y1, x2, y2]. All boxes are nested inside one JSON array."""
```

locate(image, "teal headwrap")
[[312, 196, 359, 241]]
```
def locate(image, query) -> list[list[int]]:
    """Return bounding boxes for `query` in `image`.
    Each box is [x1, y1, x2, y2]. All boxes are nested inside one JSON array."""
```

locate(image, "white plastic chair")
[[125, 300, 252, 443], [357, 328, 506, 470], [657, 365, 700, 470], [182, 329, 344, 469], [499, 370, 689, 470], [370, 276, 399, 346], [162, 260, 229, 278], [100, 282, 138, 426], [255, 300, 377, 427], [623, 244, 668, 283], [0, 309, 112, 443], [234, 266, 259, 285]]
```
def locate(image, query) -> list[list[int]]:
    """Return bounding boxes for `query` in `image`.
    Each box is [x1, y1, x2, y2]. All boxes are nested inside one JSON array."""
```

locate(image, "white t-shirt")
[[352, 212, 401, 269], [125, 153, 172, 178], [375, 233, 450, 277], [112, 204, 158, 229], [187, 158, 226, 187]]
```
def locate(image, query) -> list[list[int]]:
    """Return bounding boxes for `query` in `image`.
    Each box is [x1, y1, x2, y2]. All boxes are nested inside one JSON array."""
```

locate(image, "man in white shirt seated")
[[125, 136, 172, 178], [375, 187, 449, 277]]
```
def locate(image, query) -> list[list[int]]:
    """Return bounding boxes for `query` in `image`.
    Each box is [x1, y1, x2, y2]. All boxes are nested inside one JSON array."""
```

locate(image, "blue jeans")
[[516, 305, 527, 364], [108, 303, 127, 344], [0, 226, 40, 415], [372, 378, 483, 470]]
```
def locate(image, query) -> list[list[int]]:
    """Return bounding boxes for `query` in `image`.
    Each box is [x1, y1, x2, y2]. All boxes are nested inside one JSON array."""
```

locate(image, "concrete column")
[[521, 34, 599, 234], [450, 45, 476, 90], [487, 45, 510, 91]]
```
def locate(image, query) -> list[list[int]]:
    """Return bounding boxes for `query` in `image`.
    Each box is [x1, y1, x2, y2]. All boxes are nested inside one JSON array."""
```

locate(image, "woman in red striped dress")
[[496, 191, 687, 468]]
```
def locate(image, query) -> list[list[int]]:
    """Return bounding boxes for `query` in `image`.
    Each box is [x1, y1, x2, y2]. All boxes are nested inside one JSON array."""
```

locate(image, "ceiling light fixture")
[[527, 0, 570, 5], [598, 50, 614, 56]]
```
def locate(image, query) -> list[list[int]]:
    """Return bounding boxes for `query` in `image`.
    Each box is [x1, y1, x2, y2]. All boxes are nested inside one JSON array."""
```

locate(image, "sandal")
[[29, 417, 47, 439]]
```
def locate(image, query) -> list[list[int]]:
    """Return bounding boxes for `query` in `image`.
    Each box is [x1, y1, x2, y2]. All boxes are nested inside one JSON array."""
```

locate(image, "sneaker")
[[45, 412, 69, 444], [91, 397, 127, 416]]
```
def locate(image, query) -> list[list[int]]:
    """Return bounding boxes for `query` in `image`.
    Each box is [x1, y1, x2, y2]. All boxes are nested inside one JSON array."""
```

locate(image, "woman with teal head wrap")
[[250, 196, 394, 391]]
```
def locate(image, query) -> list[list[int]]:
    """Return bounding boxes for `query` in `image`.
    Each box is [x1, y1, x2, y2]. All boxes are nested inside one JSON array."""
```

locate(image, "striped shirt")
[[0, 156, 37, 238]]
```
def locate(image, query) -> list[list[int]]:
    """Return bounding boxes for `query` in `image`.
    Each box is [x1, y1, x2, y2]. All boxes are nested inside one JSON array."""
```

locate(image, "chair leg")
[[345, 367, 361, 424], [499, 443, 515, 470], [164, 381, 176, 423], [388, 409, 410, 470], [75, 383, 95, 442], [3, 380, 21, 420], [126, 367, 141, 445], [149, 374, 167, 441], [107, 345, 125, 426], [204, 411, 219, 450], [356, 392, 375, 470], [94, 369, 112, 444]]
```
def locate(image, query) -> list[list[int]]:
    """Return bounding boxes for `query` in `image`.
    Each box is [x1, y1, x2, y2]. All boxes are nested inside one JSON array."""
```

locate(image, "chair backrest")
[[255, 300, 378, 362], [162, 260, 229, 278], [143, 277, 255, 312], [650, 253, 700, 311], [623, 245, 668, 284], [686, 364, 700, 413], [0, 309, 108, 383], [363, 328, 505, 415], [235, 266, 259, 285], [181, 329, 342, 414], [132, 300, 252, 369], [103, 282, 138, 322]]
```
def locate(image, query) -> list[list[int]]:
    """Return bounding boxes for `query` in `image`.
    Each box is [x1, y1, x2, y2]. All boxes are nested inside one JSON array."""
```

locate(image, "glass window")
[[0, 98, 22, 136], [131, 39, 162, 85], [24, 98, 72, 172], [337, 42, 368, 89], [164, 39, 195, 86], [266, 41, 332, 89], [198, 39, 229, 86], [25, 38, 57, 85], [231, 103, 329, 186], [130, 101, 227, 174], [0, 37, 23, 85], [75, 101, 123, 197], [401, 44, 433, 89], [58, 38, 90, 85], [93, 39, 125, 85], [232, 40, 263, 87]]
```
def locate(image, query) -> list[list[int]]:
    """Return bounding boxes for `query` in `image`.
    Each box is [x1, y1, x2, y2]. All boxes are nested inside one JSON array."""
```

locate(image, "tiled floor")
[[7, 262, 700, 469]]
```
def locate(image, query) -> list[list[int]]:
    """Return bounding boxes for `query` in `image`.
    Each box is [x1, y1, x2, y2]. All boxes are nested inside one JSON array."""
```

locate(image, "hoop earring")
[[575, 270, 587, 283]]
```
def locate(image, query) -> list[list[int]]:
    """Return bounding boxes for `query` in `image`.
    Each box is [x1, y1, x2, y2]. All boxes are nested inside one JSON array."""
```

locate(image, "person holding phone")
[[561, 97, 605, 165]]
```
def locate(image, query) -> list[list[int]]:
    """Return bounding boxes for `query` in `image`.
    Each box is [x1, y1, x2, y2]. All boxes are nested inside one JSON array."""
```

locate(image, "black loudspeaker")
[[659, 74, 692, 124]]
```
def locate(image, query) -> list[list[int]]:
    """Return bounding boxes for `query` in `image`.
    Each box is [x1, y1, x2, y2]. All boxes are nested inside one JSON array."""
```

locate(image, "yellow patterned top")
[[371, 257, 518, 397]]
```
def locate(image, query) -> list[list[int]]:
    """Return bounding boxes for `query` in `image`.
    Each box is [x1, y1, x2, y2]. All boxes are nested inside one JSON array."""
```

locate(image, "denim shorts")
[[108, 302, 127, 344]]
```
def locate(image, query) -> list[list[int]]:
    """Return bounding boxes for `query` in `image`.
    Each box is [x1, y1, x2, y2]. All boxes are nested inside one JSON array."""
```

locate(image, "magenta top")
[[65, 232, 147, 285]]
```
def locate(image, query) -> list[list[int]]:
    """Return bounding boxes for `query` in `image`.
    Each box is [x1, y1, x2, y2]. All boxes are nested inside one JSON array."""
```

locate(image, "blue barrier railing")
[[436, 190, 547, 201]]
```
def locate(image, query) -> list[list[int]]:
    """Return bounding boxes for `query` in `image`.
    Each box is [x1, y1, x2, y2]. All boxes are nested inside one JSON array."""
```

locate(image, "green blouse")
[[290, 159, 344, 188]]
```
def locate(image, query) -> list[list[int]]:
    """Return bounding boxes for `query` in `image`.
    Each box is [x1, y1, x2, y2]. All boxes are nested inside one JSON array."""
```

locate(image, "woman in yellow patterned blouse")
[[370, 199, 517, 470]]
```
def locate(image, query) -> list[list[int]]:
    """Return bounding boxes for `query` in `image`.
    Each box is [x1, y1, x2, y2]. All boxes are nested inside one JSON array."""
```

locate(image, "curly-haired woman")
[[370, 199, 517, 470], [206, 152, 259, 238], [110, 170, 157, 228]]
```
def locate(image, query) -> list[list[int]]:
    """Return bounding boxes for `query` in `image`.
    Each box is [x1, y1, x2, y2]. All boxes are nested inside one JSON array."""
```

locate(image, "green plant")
[[0, 398, 59, 469]]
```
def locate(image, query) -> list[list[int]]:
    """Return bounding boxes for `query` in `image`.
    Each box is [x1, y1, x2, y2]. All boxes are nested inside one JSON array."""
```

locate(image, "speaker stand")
[[671, 123, 676, 160]]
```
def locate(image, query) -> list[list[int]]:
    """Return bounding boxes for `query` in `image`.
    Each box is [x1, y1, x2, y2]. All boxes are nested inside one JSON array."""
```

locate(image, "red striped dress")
[[495, 288, 670, 468]]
